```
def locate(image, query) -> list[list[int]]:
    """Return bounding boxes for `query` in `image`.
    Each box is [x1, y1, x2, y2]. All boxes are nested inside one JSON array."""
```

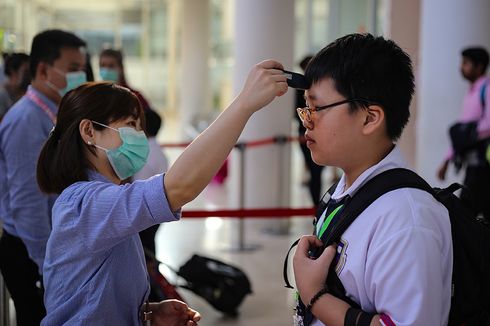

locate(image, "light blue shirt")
[[42, 171, 180, 325], [0, 85, 57, 273]]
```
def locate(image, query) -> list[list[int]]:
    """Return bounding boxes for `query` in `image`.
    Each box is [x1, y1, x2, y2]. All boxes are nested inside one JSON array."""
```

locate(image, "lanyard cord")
[[317, 204, 344, 239], [26, 89, 57, 124]]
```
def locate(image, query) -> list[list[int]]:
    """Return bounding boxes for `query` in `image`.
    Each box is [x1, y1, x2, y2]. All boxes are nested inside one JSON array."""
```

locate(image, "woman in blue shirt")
[[36, 60, 288, 325]]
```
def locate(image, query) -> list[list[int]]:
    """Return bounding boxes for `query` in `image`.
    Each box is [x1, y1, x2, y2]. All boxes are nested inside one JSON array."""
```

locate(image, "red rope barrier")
[[182, 207, 315, 218]]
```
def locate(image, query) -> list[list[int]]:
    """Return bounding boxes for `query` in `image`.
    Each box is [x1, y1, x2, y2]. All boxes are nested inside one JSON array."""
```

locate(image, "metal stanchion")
[[226, 143, 260, 252], [262, 136, 291, 235]]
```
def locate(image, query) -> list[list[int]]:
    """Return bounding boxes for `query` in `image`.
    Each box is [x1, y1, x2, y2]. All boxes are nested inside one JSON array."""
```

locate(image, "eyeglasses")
[[296, 98, 381, 126]]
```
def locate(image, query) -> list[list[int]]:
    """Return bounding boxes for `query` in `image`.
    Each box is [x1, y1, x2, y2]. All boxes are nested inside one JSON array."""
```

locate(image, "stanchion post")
[[261, 136, 291, 235], [238, 142, 246, 250], [224, 142, 261, 252]]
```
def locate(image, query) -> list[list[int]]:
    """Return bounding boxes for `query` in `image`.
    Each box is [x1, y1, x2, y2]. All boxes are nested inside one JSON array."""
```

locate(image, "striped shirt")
[[42, 171, 180, 325]]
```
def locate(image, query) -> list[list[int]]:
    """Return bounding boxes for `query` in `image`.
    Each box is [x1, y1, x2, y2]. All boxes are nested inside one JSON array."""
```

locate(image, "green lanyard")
[[317, 204, 344, 239]]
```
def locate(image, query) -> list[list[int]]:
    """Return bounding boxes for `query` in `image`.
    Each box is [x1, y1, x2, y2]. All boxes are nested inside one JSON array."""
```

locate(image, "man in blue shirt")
[[0, 29, 86, 325]]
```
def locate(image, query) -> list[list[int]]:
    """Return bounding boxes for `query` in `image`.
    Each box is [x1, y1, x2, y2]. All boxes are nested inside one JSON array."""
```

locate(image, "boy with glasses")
[[292, 34, 452, 326]]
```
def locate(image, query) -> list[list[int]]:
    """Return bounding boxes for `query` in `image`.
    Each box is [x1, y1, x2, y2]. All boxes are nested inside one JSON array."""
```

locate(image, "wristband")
[[345, 307, 376, 326], [305, 287, 328, 312], [358, 311, 376, 326], [345, 307, 362, 326]]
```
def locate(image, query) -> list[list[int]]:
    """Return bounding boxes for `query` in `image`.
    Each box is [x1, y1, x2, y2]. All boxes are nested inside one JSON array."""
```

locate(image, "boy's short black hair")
[[461, 47, 489, 73], [4, 53, 30, 76], [30, 29, 86, 78], [305, 33, 414, 141]]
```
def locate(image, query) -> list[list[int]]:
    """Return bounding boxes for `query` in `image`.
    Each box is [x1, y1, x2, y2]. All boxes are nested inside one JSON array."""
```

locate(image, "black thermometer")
[[282, 69, 311, 90]]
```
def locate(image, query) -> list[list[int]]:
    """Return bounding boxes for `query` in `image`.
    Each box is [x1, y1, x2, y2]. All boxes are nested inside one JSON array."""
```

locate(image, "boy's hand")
[[235, 59, 288, 114], [149, 299, 201, 326], [293, 235, 337, 303]]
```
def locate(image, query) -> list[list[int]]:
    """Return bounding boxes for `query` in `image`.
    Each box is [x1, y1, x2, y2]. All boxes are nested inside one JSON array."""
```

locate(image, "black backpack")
[[284, 168, 490, 325], [178, 254, 252, 316]]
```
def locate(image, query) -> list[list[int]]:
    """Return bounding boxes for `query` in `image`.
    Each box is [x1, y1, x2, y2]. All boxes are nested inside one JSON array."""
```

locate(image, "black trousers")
[[139, 224, 160, 257], [0, 230, 45, 325], [460, 164, 490, 220]]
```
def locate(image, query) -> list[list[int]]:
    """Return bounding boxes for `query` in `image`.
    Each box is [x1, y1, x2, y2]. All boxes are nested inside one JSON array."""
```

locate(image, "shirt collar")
[[28, 85, 58, 113], [331, 145, 408, 200], [86, 169, 111, 183]]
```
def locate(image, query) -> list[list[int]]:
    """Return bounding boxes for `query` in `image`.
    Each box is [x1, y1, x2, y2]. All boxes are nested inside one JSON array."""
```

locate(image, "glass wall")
[[0, 0, 385, 121], [294, 0, 386, 69]]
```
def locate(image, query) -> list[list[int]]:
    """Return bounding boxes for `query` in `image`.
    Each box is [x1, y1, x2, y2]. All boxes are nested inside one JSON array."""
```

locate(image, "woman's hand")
[[235, 59, 288, 114], [293, 235, 337, 303], [150, 299, 201, 326]]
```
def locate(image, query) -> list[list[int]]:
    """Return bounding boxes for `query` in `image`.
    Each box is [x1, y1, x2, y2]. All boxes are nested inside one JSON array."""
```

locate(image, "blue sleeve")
[[59, 174, 180, 253], [4, 112, 52, 272]]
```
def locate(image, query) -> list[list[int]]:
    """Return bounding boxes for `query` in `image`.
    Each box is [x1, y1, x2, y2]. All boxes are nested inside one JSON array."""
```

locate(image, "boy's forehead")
[[305, 78, 335, 100]]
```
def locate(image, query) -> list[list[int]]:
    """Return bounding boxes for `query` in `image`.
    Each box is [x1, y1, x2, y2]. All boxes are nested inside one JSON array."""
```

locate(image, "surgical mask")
[[91, 121, 149, 180], [46, 67, 87, 97], [99, 68, 119, 82]]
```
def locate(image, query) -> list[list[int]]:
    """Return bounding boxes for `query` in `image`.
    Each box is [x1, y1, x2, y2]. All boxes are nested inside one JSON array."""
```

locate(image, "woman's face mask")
[[99, 68, 119, 82], [91, 120, 149, 180]]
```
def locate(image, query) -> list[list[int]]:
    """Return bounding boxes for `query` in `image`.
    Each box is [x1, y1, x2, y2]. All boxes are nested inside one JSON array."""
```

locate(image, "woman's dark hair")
[[37, 82, 144, 194], [144, 109, 162, 137], [305, 33, 414, 141], [4, 52, 30, 76]]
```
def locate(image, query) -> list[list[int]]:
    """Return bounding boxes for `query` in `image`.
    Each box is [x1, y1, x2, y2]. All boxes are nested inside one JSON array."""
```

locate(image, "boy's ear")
[[361, 105, 385, 136], [79, 119, 95, 145]]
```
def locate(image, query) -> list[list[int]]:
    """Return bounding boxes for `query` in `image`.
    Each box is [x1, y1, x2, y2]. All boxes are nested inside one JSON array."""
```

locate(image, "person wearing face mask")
[[99, 48, 153, 111], [0, 29, 86, 325], [36, 59, 287, 324], [0, 52, 30, 120]]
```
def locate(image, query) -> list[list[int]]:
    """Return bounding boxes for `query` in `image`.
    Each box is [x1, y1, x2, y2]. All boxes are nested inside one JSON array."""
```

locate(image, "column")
[[229, 0, 295, 233], [384, 0, 421, 169], [179, 0, 211, 140]]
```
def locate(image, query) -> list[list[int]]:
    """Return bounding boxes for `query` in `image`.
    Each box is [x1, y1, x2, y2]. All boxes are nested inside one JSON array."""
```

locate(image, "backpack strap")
[[284, 168, 436, 306], [481, 81, 487, 114], [322, 168, 435, 307], [283, 181, 339, 289], [322, 168, 433, 247]]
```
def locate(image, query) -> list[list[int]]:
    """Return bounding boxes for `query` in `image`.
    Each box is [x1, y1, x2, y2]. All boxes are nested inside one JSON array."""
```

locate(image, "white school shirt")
[[311, 146, 452, 326]]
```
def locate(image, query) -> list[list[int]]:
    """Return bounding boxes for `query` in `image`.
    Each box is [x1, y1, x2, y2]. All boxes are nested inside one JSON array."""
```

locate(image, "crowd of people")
[[0, 27, 488, 326]]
